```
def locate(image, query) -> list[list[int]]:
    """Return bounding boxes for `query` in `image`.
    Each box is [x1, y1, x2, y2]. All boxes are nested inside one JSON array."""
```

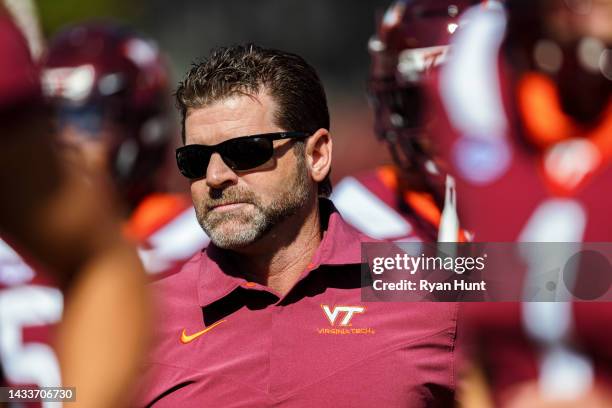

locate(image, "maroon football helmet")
[[42, 22, 173, 209], [368, 0, 480, 189]]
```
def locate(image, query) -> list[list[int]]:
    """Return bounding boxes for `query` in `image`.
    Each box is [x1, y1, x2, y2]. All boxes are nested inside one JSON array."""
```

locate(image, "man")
[[331, 0, 478, 243], [0, 8, 149, 408], [429, 1, 612, 406], [136, 44, 459, 407]]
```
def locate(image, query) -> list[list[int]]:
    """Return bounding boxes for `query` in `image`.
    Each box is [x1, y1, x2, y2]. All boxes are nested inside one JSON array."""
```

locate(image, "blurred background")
[[34, 0, 394, 186]]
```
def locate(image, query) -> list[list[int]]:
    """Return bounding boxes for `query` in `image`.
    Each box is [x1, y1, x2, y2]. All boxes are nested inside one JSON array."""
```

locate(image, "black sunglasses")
[[176, 131, 310, 179]]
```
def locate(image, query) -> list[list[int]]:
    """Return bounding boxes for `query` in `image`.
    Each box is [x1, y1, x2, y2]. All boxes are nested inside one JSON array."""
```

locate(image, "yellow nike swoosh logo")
[[180, 319, 226, 344]]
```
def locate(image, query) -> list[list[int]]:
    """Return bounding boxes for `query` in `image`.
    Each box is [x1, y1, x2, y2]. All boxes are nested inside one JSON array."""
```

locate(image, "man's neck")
[[224, 201, 322, 296]]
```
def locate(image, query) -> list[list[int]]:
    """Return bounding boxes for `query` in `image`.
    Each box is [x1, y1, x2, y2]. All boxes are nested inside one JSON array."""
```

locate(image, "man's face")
[[184, 92, 313, 250]]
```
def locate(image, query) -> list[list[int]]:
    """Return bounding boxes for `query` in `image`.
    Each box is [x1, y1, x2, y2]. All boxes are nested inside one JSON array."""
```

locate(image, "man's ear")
[[304, 128, 332, 184]]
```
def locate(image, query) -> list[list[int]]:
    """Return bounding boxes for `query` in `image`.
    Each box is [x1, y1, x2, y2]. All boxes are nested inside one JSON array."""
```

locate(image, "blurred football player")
[[0, 7, 149, 408], [428, 0, 612, 406], [42, 22, 209, 277], [1, 20, 207, 407], [331, 0, 479, 243]]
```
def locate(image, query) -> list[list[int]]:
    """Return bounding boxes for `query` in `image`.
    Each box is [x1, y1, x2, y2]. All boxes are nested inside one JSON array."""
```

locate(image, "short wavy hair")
[[175, 43, 332, 197]]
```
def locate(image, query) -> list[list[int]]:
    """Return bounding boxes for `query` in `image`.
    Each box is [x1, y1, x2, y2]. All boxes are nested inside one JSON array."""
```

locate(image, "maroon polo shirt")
[[136, 200, 458, 407]]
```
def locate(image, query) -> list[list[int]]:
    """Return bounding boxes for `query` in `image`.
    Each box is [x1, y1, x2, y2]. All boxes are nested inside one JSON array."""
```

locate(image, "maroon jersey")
[[430, 4, 612, 403], [135, 200, 459, 407], [125, 193, 209, 279], [333, 165, 466, 244], [0, 240, 63, 406], [333, 165, 440, 242]]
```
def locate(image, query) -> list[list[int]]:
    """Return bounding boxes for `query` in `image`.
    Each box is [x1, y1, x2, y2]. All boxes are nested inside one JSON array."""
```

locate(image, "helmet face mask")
[[42, 22, 174, 208], [369, 80, 424, 141]]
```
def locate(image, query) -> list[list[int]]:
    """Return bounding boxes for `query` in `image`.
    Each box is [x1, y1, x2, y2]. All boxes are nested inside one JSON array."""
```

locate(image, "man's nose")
[[206, 152, 238, 189]]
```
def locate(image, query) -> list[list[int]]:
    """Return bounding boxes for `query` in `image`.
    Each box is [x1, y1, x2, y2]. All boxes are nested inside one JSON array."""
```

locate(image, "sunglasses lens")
[[176, 135, 284, 178], [176, 146, 210, 179], [223, 137, 274, 170]]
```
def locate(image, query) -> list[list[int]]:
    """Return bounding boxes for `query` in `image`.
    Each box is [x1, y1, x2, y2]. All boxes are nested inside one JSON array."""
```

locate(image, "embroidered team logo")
[[318, 305, 375, 335], [322, 305, 364, 326]]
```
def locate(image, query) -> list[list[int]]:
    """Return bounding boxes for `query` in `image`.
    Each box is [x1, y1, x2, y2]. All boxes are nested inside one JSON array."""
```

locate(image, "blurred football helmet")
[[42, 22, 173, 209], [368, 0, 480, 188]]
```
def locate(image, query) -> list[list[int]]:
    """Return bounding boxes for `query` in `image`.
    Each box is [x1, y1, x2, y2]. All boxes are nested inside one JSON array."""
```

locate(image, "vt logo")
[[321, 305, 365, 326]]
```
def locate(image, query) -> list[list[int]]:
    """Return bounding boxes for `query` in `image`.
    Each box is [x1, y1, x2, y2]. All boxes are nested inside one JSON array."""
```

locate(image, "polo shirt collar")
[[197, 198, 369, 307]]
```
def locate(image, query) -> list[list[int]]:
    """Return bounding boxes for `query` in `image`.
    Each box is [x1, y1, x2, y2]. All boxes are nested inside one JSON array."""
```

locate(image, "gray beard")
[[195, 160, 312, 250]]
